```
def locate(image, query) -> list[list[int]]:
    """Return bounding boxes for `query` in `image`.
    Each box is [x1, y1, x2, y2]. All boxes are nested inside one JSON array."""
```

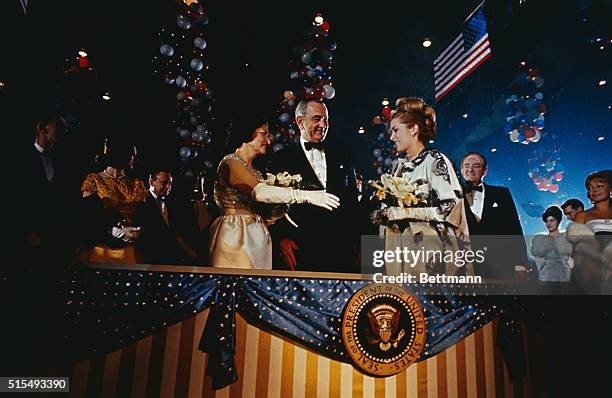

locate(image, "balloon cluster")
[[528, 157, 565, 193], [153, 0, 215, 180], [504, 63, 546, 144], [370, 99, 397, 175], [268, 13, 337, 151]]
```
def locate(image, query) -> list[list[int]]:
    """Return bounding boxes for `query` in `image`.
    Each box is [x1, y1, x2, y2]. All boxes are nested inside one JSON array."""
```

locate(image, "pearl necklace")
[[103, 168, 125, 179]]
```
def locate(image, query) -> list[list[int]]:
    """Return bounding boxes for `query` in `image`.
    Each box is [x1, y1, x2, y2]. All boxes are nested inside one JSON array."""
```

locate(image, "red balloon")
[[381, 106, 392, 120], [537, 104, 547, 114], [528, 68, 540, 79], [78, 56, 90, 68], [524, 127, 536, 139], [549, 184, 559, 193], [554, 172, 564, 181], [533, 177, 541, 184], [537, 182, 547, 191], [320, 21, 330, 32]]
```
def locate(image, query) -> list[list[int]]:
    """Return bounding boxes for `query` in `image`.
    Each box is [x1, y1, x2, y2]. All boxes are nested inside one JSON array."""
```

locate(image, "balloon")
[[164, 77, 175, 85], [179, 129, 191, 138], [509, 130, 520, 142], [504, 123, 513, 133], [204, 160, 214, 168], [537, 182, 547, 191], [190, 116, 199, 125], [288, 99, 295, 106], [322, 84, 335, 99], [177, 15, 192, 30], [548, 184, 559, 193], [377, 167, 383, 175], [533, 177, 541, 184], [373, 148, 382, 157], [192, 131, 203, 142], [184, 170, 194, 178], [320, 49, 333, 63], [179, 146, 192, 158], [301, 51, 312, 64], [176, 76, 187, 88], [381, 106, 392, 120], [197, 124, 208, 134], [531, 131, 541, 142], [524, 127, 536, 139], [273, 143, 284, 152], [320, 21, 330, 32], [283, 90, 295, 100], [384, 158, 393, 166], [377, 156, 384, 163], [176, 91, 186, 100], [160, 44, 174, 56], [535, 118, 545, 128], [306, 68, 316, 78], [535, 92, 543, 100], [194, 37, 207, 49], [278, 113, 291, 123], [537, 104, 547, 114], [533, 77, 544, 87], [328, 41, 337, 51], [554, 172, 564, 181], [199, 15, 210, 26], [290, 71, 299, 79], [373, 116, 382, 125], [190, 58, 204, 71]]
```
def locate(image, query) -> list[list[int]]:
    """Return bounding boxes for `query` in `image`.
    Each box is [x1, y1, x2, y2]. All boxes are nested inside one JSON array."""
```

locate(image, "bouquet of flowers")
[[368, 174, 428, 226], [255, 172, 304, 226], [263, 171, 303, 188]]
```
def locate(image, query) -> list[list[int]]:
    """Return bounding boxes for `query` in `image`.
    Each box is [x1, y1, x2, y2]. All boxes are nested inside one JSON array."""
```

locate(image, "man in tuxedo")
[[133, 169, 199, 265], [268, 99, 360, 273], [461, 152, 527, 280], [561, 198, 584, 222], [21, 115, 78, 266]]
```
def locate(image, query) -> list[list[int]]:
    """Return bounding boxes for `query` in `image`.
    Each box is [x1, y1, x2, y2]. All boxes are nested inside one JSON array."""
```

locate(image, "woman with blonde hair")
[[379, 97, 472, 276]]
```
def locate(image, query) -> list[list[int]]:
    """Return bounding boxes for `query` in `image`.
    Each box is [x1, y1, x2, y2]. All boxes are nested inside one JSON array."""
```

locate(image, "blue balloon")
[[504, 123, 513, 133]]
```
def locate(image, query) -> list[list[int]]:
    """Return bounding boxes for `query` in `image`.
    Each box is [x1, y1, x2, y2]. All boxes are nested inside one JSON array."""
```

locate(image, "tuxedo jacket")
[[133, 192, 197, 265], [464, 183, 528, 279], [267, 142, 360, 272]]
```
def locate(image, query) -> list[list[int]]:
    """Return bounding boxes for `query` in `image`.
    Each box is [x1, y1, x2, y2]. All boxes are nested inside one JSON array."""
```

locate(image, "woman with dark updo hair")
[[531, 206, 573, 282], [76, 136, 147, 264], [566, 170, 612, 290], [379, 97, 472, 276]]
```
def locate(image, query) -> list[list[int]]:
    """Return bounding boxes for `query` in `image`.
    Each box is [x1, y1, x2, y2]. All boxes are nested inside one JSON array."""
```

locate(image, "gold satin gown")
[[209, 154, 272, 269], [77, 172, 147, 264]]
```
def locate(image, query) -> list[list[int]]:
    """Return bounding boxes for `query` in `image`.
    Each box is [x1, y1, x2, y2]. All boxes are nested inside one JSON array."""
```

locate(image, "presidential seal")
[[341, 284, 426, 376]]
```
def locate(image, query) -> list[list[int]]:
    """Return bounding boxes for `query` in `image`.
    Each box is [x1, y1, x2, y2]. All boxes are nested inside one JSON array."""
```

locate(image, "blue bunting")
[[62, 269, 516, 390]]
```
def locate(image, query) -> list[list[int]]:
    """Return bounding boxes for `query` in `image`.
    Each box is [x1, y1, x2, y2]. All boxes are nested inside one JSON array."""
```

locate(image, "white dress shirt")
[[470, 183, 485, 220], [35, 142, 54, 182], [300, 137, 327, 188]]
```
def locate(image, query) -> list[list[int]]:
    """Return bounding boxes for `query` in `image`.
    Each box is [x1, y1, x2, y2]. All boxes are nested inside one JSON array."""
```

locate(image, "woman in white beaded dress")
[[380, 97, 473, 276], [209, 121, 340, 269], [567, 170, 612, 289]]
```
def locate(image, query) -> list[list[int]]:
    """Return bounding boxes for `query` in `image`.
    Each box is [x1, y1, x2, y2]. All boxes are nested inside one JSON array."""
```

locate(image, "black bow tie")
[[304, 141, 325, 151], [156, 196, 166, 203], [464, 184, 483, 193]]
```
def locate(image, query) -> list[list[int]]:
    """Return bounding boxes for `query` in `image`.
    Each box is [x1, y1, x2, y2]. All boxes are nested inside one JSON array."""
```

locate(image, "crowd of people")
[[20, 99, 612, 291]]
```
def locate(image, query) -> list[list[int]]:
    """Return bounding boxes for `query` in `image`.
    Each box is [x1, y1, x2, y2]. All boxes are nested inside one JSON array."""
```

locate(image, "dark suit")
[[20, 144, 79, 264], [133, 192, 198, 265], [464, 183, 528, 279], [268, 142, 360, 273]]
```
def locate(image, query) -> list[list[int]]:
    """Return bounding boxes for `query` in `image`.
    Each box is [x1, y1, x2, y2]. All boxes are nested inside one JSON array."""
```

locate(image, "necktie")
[[158, 197, 169, 226], [304, 141, 325, 151], [40, 151, 55, 182], [463, 184, 483, 193]]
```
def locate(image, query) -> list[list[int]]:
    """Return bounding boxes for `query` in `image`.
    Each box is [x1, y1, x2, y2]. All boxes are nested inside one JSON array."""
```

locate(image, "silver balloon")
[[192, 131, 203, 142], [194, 37, 207, 49], [273, 143, 284, 152], [306, 68, 316, 78], [384, 158, 393, 166], [377, 156, 384, 163], [179, 129, 191, 138], [164, 77, 175, 85], [322, 84, 336, 99], [190, 116, 199, 125], [278, 113, 291, 123], [196, 124, 207, 133], [373, 148, 382, 157], [177, 15, 192, 30], [179, 146, 192, 158], [190, 58, 204, 71], [204, 160, 213, 168], [301, 51, 312, 64], [176, 76, 187, 88], [176, 91, 186, 100], [160, 44, 174, 56], [287, 99, 295, 107], [184, 170, 194, 178]]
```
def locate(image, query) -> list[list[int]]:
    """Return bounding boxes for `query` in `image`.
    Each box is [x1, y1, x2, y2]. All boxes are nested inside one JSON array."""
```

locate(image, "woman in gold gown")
[[209, 122, 340, 269], [76, 137, 147, 264]]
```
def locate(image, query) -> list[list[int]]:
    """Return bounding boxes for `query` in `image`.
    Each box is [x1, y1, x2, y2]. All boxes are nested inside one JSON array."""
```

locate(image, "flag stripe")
[[433, 3, 491, 101]]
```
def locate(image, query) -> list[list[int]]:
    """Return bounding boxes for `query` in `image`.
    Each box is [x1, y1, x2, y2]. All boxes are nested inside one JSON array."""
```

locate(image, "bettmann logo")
[[341, 284, 426, 376]]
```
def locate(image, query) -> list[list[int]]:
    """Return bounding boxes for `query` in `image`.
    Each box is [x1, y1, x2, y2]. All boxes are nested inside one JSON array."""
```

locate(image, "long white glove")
[[111, 226, 141, 243], [252, 183, 340, 211]]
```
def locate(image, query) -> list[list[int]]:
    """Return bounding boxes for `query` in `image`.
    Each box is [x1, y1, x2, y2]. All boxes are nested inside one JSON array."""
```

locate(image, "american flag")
[[434, 2, 492, 102]]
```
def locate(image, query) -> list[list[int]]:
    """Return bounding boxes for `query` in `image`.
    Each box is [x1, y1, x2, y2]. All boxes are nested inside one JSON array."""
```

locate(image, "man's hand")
[[280, 239, 299, 270]]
